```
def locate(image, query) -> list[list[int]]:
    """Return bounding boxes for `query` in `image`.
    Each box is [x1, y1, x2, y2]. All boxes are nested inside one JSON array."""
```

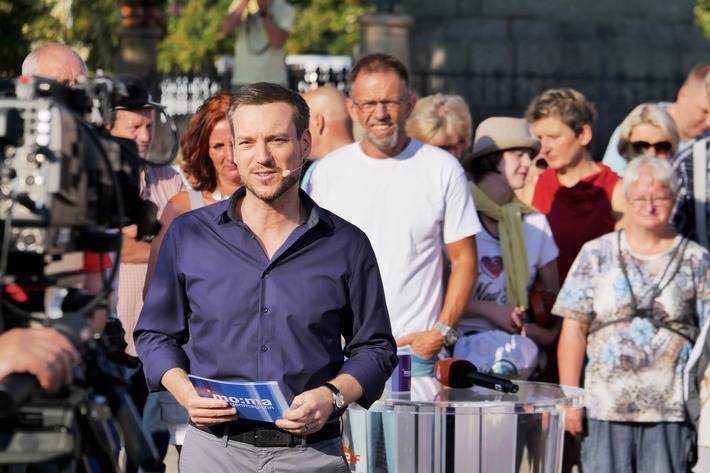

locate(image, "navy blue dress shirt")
[[135, 187, 397, 410]]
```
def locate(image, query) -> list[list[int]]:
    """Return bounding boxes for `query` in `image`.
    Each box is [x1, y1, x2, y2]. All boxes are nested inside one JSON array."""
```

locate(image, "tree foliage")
[[287, 0, 375, 55], [158, 0, 374, 73], [0, 0, 55, 76], [158, 0, 234, 73], [696, 0, 710, 41], [7, 0, 374, 76]]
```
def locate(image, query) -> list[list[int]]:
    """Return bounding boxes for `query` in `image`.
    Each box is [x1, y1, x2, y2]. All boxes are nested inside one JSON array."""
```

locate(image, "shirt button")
[[261, 307, 268, 313], [261, 345, 268, 352], [264, 269, 270, 275]]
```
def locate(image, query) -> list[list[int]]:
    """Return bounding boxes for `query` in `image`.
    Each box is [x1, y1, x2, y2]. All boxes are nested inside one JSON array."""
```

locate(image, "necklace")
[[211, 189, 229, 201]]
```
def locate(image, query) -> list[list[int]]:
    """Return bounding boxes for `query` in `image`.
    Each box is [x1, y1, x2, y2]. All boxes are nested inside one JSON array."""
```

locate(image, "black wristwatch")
[[434, 322, 459, 347], [259, 11, 269, 18], [323, 382, 346, 412]]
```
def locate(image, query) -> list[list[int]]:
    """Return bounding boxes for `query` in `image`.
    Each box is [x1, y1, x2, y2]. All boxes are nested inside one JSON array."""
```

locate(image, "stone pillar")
[[116, 26, 163, 98], [357, 13, 414, 70]]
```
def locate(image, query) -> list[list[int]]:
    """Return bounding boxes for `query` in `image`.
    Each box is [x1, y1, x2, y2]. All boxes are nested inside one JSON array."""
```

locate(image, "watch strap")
[[323, 382, 345, 411]]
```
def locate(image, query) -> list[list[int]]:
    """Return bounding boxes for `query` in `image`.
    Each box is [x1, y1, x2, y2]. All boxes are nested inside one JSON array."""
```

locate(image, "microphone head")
[[434, 358, 477, 388], [281, 169, 292, 178]]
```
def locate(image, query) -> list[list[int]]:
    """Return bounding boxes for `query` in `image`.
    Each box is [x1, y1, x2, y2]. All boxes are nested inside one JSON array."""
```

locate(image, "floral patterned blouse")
[[553, 231, 710, 422]]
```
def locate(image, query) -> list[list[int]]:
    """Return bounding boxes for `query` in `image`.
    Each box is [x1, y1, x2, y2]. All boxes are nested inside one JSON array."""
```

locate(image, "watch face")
[[334, 392, 345, 409]]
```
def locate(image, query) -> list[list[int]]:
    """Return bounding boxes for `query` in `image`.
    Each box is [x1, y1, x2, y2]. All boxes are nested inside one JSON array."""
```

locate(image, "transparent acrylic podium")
[[342, 378, 584, 473]]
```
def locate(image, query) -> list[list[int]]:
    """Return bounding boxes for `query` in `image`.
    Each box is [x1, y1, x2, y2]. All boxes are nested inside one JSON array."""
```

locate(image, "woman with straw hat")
[[455, 117, 561, 379]]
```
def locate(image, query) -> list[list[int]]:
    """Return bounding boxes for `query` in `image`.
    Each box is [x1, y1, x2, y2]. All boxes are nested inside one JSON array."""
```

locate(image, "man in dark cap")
[[107, 74, 185, 473]]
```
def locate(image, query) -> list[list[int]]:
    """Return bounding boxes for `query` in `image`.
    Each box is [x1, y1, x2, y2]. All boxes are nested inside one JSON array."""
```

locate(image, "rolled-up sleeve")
[[340, 237, 398, 408], [134, 223, 191, 391]]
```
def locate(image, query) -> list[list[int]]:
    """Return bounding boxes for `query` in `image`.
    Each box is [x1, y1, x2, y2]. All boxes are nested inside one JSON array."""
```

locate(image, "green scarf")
[[469, 181, 539, 309]]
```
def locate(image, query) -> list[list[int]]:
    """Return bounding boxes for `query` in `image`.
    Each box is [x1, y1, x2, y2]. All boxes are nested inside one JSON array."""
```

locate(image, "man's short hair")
[[348, 53, 410, 95], [227, 82, 310, 139], [683, 63, 710, 89], [21, 43, 88, 77], [525, 87, 597, 136]]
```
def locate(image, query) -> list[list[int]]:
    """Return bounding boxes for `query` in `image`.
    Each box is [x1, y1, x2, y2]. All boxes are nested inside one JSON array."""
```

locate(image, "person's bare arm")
[[397, 236, 477, 357], [143, 193, 190, 300], [557, 318, 588, 434], [259, 0, 289, 49], [221, 0, 248, 36]]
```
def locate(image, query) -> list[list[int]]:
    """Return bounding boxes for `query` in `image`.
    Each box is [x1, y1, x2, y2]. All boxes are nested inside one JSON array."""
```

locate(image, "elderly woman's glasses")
[[631, 141, 672, 156], [628, 195, 673, 209]]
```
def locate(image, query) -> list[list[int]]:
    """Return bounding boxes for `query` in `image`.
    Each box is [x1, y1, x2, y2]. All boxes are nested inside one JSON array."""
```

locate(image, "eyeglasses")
[[631, 141, 673, 156], [628, 195, 673, 209], [352, 96, 408, 114]]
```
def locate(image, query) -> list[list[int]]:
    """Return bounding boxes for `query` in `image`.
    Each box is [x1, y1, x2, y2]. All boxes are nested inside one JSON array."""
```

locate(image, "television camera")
[[0, 73, 179, 472]]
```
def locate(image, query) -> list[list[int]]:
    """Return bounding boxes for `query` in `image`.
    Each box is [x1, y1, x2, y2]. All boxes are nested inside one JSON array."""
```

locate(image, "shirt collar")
[[216, 186, 334, 231]]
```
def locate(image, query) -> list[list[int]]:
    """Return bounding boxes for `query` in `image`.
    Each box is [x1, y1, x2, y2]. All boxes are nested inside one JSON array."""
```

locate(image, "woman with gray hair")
[[554, 156, 710, 472], [406, 93, 473, 160], [616, 103, 680, 174]]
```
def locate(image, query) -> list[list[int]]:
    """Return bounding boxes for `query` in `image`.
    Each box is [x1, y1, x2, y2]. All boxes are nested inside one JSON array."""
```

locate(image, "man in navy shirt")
[[135, 82, 397, 471]]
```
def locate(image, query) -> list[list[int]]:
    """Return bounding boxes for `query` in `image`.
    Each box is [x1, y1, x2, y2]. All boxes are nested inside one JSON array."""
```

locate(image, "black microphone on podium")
[[434, 358, 519, 394], [282, 160, 307, 178]]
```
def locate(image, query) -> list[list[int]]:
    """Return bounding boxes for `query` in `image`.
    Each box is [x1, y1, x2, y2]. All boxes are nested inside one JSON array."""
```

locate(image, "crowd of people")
[[3, 32, 710, 473]]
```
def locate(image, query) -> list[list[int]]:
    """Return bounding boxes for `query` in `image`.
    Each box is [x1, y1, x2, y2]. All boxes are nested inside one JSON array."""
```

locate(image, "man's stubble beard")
[[360, 122, 401, 152], [241, 170, 301, 203]]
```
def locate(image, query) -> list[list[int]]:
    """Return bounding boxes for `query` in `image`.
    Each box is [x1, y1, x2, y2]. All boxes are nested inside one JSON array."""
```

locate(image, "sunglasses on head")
[[631, 140, 672, 155]]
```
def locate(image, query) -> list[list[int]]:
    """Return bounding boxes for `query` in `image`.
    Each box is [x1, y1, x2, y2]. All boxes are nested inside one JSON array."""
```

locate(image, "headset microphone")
[[282, 160, 307, 178]]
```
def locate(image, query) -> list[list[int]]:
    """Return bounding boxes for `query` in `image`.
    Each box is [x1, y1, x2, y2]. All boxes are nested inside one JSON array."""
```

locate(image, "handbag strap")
[[588, 233, 695, 343], [692, 140, 708, 249]]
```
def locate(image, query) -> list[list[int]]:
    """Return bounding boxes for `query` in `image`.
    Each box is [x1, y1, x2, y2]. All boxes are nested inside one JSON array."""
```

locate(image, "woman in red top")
[[523, 88, 626, 281], [522, 87, 626, 473]]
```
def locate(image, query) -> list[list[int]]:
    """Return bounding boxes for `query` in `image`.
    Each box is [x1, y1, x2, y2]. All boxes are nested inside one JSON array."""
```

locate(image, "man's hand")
[[276, 386, 333, 435], [0, 328, 80, 392], [181, 388, 238, 427], [120, 224, 151, 265], [162, 368, 238, 427], [397, 329, 443, 359]]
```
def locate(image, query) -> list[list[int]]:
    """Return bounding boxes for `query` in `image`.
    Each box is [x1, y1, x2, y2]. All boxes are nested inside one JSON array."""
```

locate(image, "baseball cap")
[[112, 74, 163, 111]]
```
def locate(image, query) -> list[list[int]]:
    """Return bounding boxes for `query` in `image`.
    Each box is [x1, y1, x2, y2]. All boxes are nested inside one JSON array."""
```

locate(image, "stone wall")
[[396, 0, 710, 158]]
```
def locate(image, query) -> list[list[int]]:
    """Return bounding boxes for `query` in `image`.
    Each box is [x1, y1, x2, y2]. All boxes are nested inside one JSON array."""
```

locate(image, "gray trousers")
[[180, 425, 349, 473]]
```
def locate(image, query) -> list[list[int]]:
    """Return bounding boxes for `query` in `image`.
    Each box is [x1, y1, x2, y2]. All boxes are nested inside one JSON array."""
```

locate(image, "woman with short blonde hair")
[[406, 93, 473, 160]]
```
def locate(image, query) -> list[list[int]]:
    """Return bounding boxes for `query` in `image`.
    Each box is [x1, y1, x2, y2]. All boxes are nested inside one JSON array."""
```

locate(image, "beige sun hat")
[[462, 117, 541, 166]]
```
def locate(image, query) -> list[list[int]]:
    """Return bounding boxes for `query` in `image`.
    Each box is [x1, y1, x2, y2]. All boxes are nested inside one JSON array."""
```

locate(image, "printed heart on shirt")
[[481, 256, 503, 279]]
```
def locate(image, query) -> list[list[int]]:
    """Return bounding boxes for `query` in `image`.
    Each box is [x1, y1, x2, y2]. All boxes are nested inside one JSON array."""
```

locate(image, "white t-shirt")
[[457, 212, 559, 335], [307, 139, 481, 338]]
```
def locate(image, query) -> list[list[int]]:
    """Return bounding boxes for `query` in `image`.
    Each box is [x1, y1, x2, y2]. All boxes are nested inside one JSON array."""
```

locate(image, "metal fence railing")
[[159, 55, 353, 118]]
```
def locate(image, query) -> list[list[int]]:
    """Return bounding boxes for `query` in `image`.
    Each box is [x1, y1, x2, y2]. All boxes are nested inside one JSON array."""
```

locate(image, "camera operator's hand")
[[0, 327, 80, 391]]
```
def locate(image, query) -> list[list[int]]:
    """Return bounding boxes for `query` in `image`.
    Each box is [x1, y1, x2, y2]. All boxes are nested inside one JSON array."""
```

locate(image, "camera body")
[[0, 75, 168, 471], [1, 76, 129, 279]]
